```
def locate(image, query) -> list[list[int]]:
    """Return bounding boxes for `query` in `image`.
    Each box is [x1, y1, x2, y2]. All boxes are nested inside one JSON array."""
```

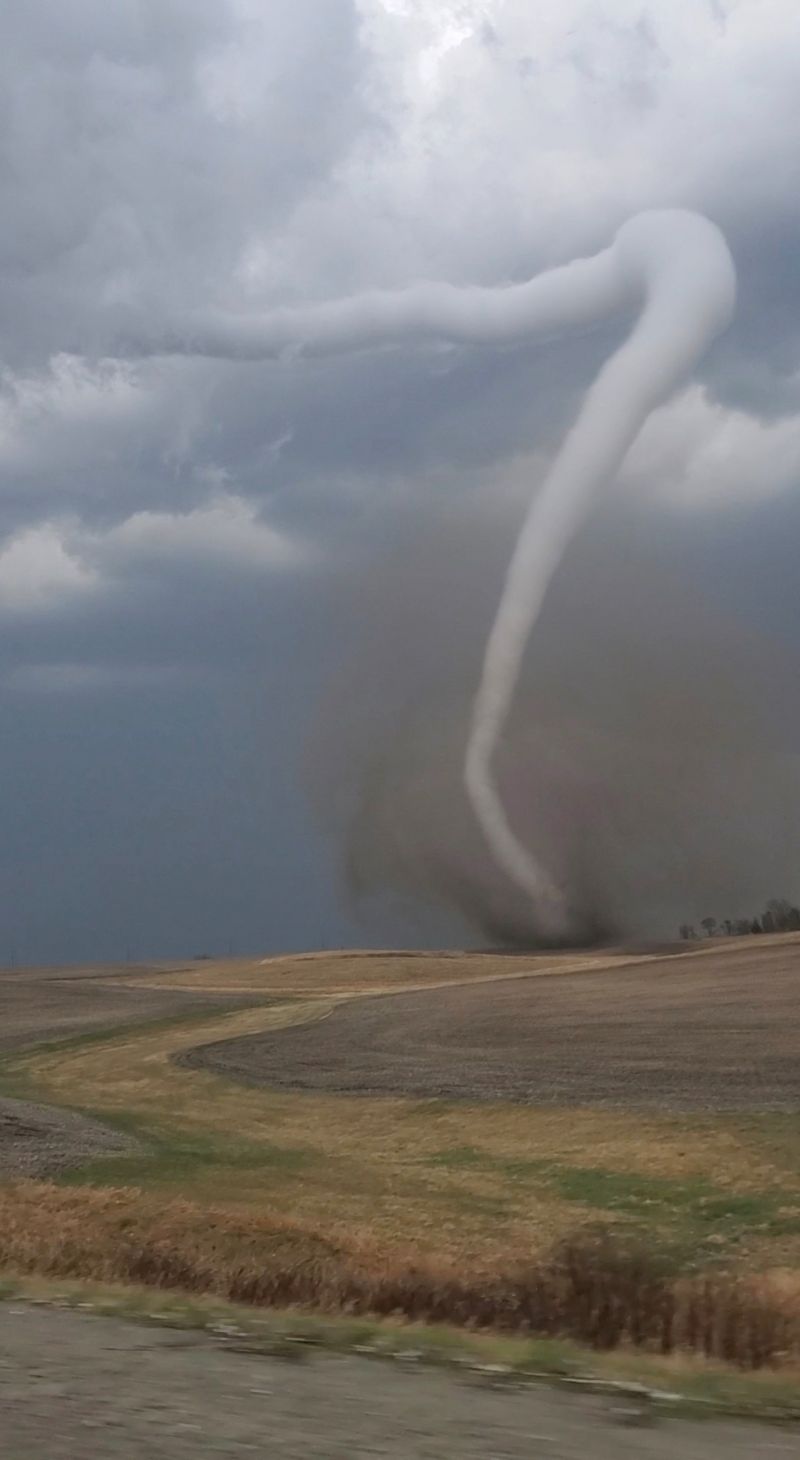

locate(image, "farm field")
[[1, 935, 800, 1382], [186, 937, 800, 1110], [0, 959, 266, 1055]]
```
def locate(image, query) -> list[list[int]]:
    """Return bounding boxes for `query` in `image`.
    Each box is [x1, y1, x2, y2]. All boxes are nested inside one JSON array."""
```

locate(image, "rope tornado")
[[142, 209, 736, 936]]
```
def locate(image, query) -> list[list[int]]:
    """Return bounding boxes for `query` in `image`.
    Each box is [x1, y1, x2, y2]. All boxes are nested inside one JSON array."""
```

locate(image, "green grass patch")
[[58, 1117, 324, 1189], [428, 1146, 800, 1262]]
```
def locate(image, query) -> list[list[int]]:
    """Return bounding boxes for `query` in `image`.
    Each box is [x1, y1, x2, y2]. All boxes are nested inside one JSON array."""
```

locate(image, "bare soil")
[[184, 940, 800, 1111], [0, 1303, 796, 1459]]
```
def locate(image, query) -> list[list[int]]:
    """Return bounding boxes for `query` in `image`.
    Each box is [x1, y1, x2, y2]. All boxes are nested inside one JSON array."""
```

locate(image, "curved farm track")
[[184, 940, 800, 1111], [0, 960, 263, 1176]]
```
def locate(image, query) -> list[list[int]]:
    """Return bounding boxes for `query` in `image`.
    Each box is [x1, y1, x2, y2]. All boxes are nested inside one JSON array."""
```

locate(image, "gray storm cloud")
[[136, 209, 735, 939], [2, 3, 800, 968]]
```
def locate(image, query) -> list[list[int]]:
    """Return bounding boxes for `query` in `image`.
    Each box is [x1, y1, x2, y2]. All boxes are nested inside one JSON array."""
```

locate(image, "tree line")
[[680, 898, 800, 941]]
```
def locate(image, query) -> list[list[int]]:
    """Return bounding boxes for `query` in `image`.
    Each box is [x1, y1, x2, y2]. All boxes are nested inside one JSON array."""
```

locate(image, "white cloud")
[[0, 493, 307, 621], [623, 384, 800, 510], [0, 354, 148, 470], [0, 522, 96, 613], [283, 0, 800, 293], [96, 494, 309, 571]]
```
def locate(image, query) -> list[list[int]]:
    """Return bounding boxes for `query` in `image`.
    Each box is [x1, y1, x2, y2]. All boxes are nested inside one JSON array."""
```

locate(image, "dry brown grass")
[[0, 1183, 796, 1368], [95, 935, 800, 998], [114, 947, 672, 996]]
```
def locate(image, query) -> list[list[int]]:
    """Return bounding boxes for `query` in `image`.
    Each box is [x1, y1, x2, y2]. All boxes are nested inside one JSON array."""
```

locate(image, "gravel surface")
[[183, 940, 800, 1110], [0, 1097, 137, 1178], [0, 1304, 797, 1459]]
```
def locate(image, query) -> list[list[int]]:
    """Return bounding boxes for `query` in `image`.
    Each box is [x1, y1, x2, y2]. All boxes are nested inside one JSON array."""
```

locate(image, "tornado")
[[462, 213, 736, 936], [137, 209, 736, 937]]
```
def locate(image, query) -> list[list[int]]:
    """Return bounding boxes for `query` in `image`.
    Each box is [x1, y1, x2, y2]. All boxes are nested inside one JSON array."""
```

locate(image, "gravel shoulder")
[[0, 1303, 797, 1459], [182, 940, 800, 1110]]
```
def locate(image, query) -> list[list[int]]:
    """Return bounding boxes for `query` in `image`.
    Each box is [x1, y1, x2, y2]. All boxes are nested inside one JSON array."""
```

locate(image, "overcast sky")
[[1, 0, 800, 963]]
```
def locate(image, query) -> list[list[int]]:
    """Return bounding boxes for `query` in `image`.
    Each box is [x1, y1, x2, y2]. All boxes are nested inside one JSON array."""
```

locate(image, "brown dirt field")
[[183, 938, 800, 1111]]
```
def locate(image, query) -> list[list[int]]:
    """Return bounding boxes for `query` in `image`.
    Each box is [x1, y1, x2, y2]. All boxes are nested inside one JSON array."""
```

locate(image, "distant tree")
[[723, 919, 733, 936], [764, 898, 800, 932], [750, 918, 763, 934], [700, 916, 717, 938], [735, 919, 752, 937]]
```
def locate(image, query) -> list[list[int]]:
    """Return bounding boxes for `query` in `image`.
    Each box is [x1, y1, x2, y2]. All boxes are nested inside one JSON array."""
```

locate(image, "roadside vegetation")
[[1, 1182, 799, 1368]]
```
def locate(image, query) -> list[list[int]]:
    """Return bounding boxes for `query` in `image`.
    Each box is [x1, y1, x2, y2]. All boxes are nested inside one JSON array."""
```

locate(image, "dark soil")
[[183, 940, 800, 1111]]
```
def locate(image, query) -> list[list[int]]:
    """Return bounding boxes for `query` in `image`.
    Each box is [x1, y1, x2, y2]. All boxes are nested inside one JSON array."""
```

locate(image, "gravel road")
[[0, 1304, 797, 1459]]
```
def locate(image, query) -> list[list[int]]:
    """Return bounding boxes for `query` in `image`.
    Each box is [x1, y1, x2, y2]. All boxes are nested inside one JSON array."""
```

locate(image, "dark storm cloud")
[[1, 1, 799, 957]]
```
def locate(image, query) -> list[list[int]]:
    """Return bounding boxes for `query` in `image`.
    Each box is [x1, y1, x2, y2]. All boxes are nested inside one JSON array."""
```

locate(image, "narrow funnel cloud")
[[464, 212, 736, 935], [143, 209, 735, 938]]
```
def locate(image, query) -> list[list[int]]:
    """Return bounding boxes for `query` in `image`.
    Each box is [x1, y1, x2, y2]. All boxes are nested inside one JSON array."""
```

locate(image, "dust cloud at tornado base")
[[140, 210, 735, 938], [134, 212, 787, 947], [305, 494, 800, 947]]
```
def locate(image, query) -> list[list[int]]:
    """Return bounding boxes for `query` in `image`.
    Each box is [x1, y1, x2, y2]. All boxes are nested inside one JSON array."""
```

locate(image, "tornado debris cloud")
[[143, 210, 736, 938]]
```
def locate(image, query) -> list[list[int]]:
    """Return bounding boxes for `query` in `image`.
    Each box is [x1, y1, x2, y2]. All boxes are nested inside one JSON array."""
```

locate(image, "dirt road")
[[0, 1304, 796, 1458], [185, 939, 800, 1109]]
